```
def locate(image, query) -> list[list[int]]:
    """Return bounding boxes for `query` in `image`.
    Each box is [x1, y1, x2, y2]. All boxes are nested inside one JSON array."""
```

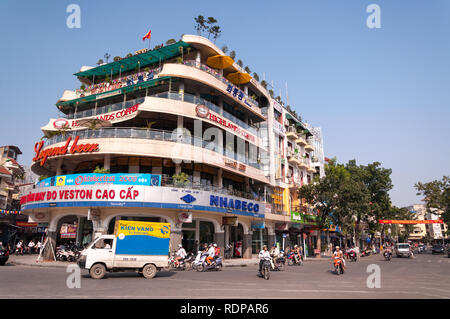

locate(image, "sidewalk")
[[8, 254, 328, 268]]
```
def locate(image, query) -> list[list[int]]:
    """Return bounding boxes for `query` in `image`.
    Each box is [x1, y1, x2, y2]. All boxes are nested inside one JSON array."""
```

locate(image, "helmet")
[[294, 245, 298, 248], [336, 246, 340, 249], [213, 244, 217, 247], [178, 244, 182, 248]]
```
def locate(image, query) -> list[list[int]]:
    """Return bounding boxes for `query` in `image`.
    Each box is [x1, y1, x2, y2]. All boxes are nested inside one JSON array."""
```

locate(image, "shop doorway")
[[229, 224, 244, 258], [181, 220, 215, 254]]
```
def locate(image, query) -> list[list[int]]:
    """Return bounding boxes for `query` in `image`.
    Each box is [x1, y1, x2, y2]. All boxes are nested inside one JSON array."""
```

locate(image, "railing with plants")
[[74, 66, 162, 99], [44, 127, 261, 170]]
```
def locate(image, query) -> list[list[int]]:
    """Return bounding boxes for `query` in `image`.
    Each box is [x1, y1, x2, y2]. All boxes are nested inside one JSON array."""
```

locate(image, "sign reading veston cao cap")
[[33, 136, 99, 166]]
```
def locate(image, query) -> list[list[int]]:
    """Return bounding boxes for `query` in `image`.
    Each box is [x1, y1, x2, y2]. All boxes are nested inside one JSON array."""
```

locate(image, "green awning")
[[285, 113, 312, 136], [56, 76, 175, 109], [74, 41, 191, 79]]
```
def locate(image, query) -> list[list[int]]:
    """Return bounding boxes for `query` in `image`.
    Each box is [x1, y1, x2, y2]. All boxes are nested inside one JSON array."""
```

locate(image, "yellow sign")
[[56, 176, 66, 186], [114, 220, 171, 239]]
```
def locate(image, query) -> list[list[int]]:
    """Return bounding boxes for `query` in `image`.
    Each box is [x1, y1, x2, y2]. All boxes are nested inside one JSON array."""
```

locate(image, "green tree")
[[166, 38, 176, 45], [194, 15, 207, 35], [206, 17, 218, 39], [415, 176, 450, 233], [229, 50, 236, 60], [221, 45, 228, 53]]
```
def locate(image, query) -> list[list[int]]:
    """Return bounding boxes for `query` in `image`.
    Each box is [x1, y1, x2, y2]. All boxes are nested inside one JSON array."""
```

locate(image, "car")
[[431, 245, 445, 255], [0, 246, 10, 266], [395, 243, 411, 258]]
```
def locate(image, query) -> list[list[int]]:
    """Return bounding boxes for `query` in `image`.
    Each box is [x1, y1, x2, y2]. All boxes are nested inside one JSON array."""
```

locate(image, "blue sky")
[[0, 0, 448, 207]]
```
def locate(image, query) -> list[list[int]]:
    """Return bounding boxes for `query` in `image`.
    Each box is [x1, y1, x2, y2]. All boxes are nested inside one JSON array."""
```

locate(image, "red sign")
[[378, 219, 443, 224], [16, 222, 38, 227], [33, 136, 99, 166], [21, 187, 140, 205]]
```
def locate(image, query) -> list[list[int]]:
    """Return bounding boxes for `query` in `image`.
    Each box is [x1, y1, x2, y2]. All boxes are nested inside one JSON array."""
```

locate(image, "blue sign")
[[251, 221, 265, 229], [37, 173, 161, 188], [209, 195, 260, 213]]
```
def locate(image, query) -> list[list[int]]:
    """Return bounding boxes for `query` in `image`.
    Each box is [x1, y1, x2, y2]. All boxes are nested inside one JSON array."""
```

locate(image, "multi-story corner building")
[[0, 145, 27, 244], [400, 204, 448, 242], [20, 34, 324, 258]]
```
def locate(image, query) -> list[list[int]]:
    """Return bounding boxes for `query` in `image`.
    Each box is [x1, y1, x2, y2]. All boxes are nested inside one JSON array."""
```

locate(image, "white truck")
[[77, 220, 171, 279]]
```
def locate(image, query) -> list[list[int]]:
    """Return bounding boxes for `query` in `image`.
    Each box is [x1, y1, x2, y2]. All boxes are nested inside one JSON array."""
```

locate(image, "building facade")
[[20, 35, 325, 258]]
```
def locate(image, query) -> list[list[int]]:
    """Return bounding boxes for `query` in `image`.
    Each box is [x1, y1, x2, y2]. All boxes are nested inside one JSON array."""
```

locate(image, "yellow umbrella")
[[206, 55, 234, 69], [226, 71, 252, 85]]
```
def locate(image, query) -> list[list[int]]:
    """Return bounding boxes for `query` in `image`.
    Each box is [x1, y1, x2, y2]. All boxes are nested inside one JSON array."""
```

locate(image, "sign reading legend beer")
[[33, 136, 99, 166]]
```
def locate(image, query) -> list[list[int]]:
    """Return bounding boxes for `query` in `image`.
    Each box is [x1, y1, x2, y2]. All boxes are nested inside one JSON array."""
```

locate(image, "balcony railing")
[[65, 97, 145, 120], [152, 92, 259, 135], [159, 175, 264, 201], [44, 128, 261, 170], [182, 60, 260, 108]]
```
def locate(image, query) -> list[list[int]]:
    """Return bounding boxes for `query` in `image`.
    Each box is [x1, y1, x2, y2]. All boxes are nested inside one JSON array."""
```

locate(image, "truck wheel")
[[90, 263, 106, 279], [142, 264, 157, 279]]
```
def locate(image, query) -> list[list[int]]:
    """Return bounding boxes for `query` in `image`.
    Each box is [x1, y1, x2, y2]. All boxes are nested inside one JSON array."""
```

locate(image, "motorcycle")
[[287, 252, 303, 266], [191, 251, 208, 271], [333, 257, 344, 275], [360, 249, 372, 257], [348, 250, 357, 262], [196, 255, 223, 272], [166, 252, 195, 271], [383, 250, 392, 261], [258, 257, 271, 280], [271, 253, 286, 271]]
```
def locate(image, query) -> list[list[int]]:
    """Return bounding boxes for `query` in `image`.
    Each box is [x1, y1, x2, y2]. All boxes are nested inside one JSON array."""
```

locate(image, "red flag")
[[142, 30, 151, 41]]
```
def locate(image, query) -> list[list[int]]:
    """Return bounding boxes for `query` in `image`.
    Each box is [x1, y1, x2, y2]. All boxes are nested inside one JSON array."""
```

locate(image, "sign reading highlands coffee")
[[33, 136, 99, 166]]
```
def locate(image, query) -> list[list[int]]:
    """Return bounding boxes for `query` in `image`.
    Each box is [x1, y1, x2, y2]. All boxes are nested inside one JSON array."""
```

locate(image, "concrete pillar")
[[218, 96, 223, 115], [170, 230, 183, 253], [214, 231, 225, 257], [193, 170, 200, 185], [217, 168, 223, 187], [243, 232, 253, 259], [244, 85, 248, 95], [56, 158, 63, 176], [175, 164, 181, 174], [104, 154, 111, 171], [195, 51, 201, 67]]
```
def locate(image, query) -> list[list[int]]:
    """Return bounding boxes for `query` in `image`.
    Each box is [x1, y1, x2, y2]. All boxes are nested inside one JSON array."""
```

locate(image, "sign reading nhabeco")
[[33, 136, 99, 166], [378, 219, 443, 224]]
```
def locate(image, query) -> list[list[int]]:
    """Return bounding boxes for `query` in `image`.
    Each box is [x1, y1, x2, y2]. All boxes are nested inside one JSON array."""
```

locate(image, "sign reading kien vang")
[[33, 136, 99, 165]]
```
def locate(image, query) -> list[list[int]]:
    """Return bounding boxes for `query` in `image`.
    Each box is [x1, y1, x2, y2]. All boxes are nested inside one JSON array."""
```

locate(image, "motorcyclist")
[[293, 245, 302, 263], [269, 245, 280, 269], [175, 244, 187, 264], [332, 246, 345, 270], [258, 245, 271, 276], [206, 244, 216, 265]]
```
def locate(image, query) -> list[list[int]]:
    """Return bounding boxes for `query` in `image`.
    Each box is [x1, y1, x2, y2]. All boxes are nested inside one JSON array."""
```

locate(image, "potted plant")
[[173, 172, 189, 187]]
